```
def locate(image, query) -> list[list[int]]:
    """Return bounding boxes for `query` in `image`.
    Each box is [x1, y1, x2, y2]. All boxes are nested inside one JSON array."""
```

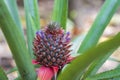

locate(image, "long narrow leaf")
[[58, 32, 120, 80], [0, 67, 8, 80], [7, 67, 17, 74], [85, 68, 120, 80], [24, 0, 40, 58], [52, 0, 68, 29], [14, 76, 22, 80], [4, 0, 23, 35], [109, 57, 120, 63], [24, 0, 40, 30], [7, 64, 40, 75], [78, 0, 120, 54], [0, 0, 36, 80], [82, 50, 116, 79]]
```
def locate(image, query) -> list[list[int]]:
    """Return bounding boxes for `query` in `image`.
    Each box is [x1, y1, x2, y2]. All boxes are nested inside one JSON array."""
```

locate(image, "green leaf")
[[7, 67, 17, 74], [57, 33, 120, 80], [115, 59, 120, 69], [78, 0, 120, 54], [112, 77, 120, 80], [85, 68, 120, 80], [7, 65, 40, 74], [23, 0, 40, 58], [0, 67, 8, 80], [82, 50, 116, 79], [52, 0, 68, 29], [14, 76, 22, 80], [4, 0, 23, 35], [109, 57, 120, 63], [0, 0, 36, 80], [24, 0, 40, 30]]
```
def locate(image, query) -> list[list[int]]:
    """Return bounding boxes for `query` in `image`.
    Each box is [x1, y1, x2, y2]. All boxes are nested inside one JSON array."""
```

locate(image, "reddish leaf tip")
[[32, 59, 39, 65], [37, 66, 54, 80]]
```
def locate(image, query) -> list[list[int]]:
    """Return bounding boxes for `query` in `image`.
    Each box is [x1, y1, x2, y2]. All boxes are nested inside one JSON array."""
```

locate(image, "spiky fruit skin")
[[33, 22, 72, 69]]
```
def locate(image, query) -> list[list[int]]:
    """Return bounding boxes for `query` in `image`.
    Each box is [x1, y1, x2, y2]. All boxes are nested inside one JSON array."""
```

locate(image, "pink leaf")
[[66, 56, 75, 63], [52, 66, 59, 80], [37, 66, 54, 80], [32, 59, 39, 64]]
